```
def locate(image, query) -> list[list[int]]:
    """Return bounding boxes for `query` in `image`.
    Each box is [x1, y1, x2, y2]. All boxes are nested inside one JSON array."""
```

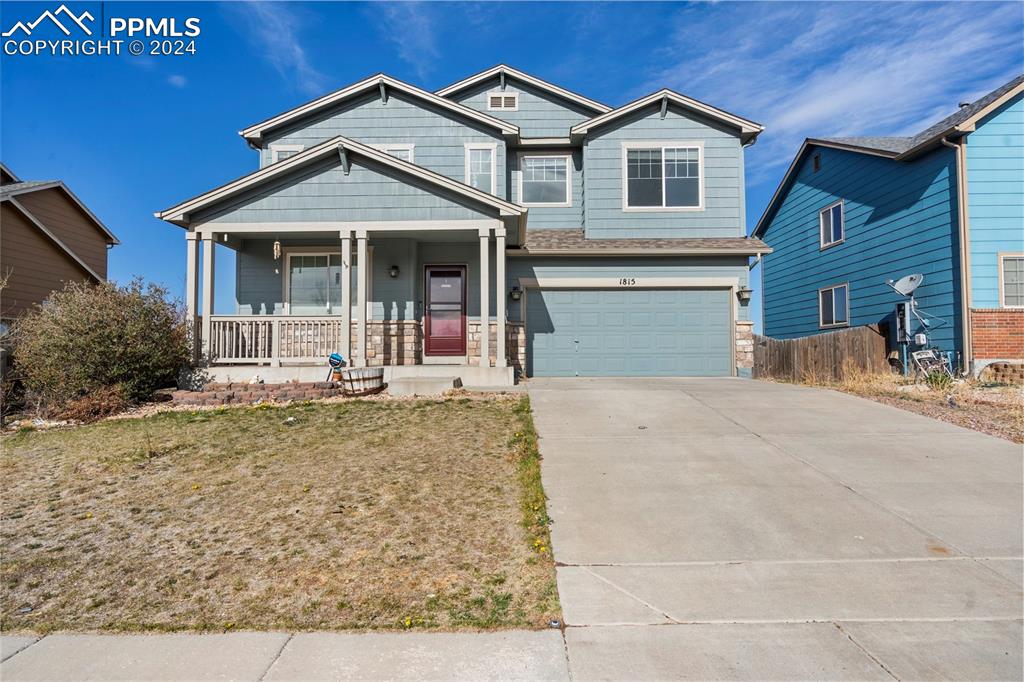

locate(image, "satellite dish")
[[889, 273, 924, 296]]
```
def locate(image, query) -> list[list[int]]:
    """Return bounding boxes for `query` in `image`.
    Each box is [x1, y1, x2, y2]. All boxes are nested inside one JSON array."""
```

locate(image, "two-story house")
[[157, 65, 769, 386], [1, 163, 119, 326], [754, 75, 1023, 376]]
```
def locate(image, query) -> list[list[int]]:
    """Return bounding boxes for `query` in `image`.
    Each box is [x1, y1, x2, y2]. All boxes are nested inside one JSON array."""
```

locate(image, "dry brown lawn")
[[796, 371, 1024, 443], [0, 397, 559, 633]]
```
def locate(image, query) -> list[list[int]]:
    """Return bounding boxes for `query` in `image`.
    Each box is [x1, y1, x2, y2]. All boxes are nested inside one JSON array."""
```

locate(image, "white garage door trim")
[[517, 276, 740, 377]]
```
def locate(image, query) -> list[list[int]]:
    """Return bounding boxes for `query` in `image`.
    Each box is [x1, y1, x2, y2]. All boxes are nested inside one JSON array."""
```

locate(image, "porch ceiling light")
[[736, 286, 753, 303], [509, 285, 523, 301], [388, 265, 400, 279]]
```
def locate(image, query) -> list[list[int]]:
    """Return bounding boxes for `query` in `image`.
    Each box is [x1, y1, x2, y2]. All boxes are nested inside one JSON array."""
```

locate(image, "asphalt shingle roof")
[[524, 228, 770, 252], [817, 74, 1024, 156]]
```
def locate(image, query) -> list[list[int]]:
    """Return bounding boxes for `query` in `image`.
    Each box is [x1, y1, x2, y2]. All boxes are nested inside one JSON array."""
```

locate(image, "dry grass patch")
[[792, 369, 1023, 443], [1, 397, 559, 633]]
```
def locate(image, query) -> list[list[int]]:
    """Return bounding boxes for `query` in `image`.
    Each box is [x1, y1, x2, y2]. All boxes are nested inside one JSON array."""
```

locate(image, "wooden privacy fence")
[[753, 324, 890, 382]]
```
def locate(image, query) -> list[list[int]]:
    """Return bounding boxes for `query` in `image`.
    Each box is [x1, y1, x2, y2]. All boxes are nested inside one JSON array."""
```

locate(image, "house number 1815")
[[618, 277, 636, 286]]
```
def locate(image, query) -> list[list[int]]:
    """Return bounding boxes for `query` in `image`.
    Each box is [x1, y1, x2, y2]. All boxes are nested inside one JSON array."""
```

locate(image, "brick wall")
[[971, 309, 1024, 360]]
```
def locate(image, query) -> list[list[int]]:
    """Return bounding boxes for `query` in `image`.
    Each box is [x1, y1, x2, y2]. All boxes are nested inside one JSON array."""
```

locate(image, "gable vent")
[[487, 92, 518, 111]]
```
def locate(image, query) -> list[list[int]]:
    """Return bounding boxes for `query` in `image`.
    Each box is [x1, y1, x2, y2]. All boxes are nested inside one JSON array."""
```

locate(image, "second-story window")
[[819, 200, 844, 248], [370, 144, 414, 162], [520, 154, 571, 206], [624, 144, 702, 209], [270, 144, 304, 163], [465, 144, 496, 194]]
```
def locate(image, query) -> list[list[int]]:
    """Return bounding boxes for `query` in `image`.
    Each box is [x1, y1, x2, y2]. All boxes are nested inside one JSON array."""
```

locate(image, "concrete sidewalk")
[[0, 630, 570, 681]]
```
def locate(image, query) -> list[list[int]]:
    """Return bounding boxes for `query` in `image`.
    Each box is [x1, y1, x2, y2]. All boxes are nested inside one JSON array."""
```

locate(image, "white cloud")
[[167, 74, 187, 88], [643, 2, 1024, 184], [370, 2, 440, 81], [224, 2, 327, 96]]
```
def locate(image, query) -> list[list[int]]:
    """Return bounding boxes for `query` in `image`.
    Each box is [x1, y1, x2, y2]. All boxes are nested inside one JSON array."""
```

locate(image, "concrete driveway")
[[529, 377, 1023, 681]]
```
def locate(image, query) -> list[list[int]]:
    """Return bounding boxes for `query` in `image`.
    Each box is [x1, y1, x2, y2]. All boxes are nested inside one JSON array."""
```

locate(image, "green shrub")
[[11, 278, 189, 413], [924, 369, 954, 391]]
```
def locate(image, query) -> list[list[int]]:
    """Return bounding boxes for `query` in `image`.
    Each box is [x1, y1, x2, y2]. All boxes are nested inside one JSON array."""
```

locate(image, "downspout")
[[941, 136, 973, 371]]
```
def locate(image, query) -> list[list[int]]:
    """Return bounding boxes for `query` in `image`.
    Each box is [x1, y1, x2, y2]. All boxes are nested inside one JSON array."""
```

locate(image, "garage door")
[[526, 288, 732, 377]]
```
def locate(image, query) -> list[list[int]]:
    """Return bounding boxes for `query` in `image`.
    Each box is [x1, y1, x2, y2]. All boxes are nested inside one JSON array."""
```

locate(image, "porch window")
[[624, 144, 702, 209], [465, 144, 495, 193], [286, 253, 360, 315], [520, 154, 570, 206]]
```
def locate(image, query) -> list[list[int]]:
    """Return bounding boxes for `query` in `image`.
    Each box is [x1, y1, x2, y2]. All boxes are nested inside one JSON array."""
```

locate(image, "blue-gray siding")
[[583, 103, 745, 239], [196, 156, 499, 224], [761, 145, 962, 356], [508, 149, 584, 228], [967, 92, 1024, 308], [507, 256, 750, 322], [448, 75, 598, 138], [260, 91, 507, 198]]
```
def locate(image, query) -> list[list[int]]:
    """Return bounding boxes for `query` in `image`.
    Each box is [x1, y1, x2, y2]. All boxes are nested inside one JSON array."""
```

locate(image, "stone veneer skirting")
[[735, 320, 754, 373], [355, 320, 525, 375]]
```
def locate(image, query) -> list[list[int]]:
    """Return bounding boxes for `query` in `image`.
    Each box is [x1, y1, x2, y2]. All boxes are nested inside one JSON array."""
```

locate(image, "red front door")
[[424, 265, 467, 356]]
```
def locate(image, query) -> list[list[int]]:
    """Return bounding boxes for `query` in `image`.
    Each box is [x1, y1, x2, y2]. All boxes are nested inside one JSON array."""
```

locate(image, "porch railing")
[[207, 315, 345, 364]]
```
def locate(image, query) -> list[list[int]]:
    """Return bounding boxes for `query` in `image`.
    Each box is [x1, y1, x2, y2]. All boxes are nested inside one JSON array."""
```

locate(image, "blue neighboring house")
[[156, 65, 772, 385], [753, 75, 1024, 374]]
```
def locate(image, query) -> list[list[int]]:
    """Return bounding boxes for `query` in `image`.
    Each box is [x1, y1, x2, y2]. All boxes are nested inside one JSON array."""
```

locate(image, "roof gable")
[[0, 180, 119, 244], [436, 65, 611, 114], [240, 74, 518, 144], [156, 135, 525, 226], [571, 89, 764, 143]]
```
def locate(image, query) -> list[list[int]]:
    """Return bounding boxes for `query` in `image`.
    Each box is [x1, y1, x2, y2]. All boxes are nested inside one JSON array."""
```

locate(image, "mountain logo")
[[2, 4, 95, 38]]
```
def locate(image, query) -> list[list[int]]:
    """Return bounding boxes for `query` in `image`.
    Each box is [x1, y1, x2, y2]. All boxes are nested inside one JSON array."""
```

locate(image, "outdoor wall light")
[[736, 286, 753, 304], [388, 265, 400, 278], [509, 285, 523, 301]]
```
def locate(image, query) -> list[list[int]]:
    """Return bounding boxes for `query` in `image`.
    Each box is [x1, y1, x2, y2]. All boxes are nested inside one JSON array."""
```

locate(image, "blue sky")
[[2, 1, 1022, 330]]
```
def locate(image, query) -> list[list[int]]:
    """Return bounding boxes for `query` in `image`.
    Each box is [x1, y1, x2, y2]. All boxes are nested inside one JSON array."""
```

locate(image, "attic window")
[[813, 153, 821, 172], [487, 92, 518, 111]]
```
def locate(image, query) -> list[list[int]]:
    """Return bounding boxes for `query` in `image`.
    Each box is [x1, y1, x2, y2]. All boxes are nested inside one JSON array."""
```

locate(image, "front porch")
[[184, 223, 524, 387]]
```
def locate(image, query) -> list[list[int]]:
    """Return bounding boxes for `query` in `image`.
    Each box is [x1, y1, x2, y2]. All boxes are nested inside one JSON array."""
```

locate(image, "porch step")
[[387, 376, 463, 397]]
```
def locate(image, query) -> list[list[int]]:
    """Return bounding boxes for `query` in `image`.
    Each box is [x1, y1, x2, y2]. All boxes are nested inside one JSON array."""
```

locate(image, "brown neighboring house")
[[0, 163, 119, 323]]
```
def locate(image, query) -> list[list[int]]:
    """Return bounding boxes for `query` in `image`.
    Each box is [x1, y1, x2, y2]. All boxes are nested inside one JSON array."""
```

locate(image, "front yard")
[[0, 396, 559, 633]]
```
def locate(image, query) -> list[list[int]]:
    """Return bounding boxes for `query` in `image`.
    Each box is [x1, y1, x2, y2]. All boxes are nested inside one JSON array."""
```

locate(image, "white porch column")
[[200, 232, 215, 359], [495, 228, 507, 368], [185, 231, 200, 362], [340, 231, 352, 365], [479, 227, 490, 367], [356, 232, 368, 367]]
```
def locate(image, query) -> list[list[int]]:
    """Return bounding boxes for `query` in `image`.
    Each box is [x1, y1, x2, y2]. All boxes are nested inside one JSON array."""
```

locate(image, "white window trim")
[[281, 246, 373, 317], [486, 91, 518, 111], [818, 282, 850, 329], [517, 152, 572, 208], [621, 140, 705, 212], [819, 199, 845, 249], [998, 252, 1024, 309], [464, 143, 497, 194], [269, 144, 305, 164], [368, 143, 415, 162]]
